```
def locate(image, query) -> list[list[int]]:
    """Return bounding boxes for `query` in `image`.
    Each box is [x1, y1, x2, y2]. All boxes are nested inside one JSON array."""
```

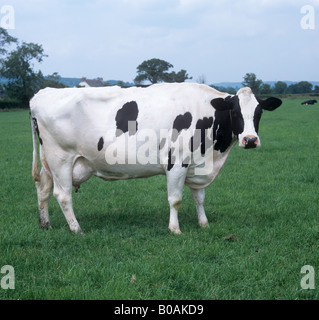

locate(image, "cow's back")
[[30, 83, 227, 141]]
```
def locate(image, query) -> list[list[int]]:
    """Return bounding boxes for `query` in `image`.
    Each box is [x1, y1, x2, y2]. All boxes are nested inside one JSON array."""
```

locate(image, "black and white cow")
[[30, 83, 282, 234], [301, 99, 317, 105]]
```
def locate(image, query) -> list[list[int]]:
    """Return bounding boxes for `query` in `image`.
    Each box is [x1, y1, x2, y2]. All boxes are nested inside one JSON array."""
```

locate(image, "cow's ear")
[[257, 97, 282, 111], [211, 96, 234, 111]]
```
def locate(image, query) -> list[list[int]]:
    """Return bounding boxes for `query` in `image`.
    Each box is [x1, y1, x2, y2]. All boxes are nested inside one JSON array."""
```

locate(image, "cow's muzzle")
[[243, 136, 258, 149]]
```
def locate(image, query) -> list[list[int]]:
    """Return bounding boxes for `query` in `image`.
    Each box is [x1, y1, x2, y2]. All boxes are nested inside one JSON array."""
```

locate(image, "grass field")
[[0, 98, 318, 300]]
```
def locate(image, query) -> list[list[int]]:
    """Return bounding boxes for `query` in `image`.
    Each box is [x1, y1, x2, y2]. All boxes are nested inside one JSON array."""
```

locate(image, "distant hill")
[[57, 77, 134, 87], [211, 81, 319, 89], [211, 82, 243, 90]]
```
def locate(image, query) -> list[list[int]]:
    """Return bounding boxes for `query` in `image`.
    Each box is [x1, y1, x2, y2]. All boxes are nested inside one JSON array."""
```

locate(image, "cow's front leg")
[[190, 187, 209, 228], [166, 170, 186, 234]]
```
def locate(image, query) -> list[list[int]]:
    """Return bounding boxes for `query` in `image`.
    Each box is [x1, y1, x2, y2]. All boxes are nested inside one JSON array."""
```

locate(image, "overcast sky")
[[4, 0, 319, 84]]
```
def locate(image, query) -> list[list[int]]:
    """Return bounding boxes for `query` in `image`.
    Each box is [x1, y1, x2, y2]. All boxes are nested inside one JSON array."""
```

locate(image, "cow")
[[30, 83, 282, 234], [301, 99, 317, 105]]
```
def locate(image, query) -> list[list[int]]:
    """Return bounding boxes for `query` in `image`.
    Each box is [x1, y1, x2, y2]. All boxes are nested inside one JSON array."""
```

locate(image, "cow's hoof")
[[70, 227, 83, 234], [39, 221, 52, 230], [69, 224, 83, 234], [199, 221, 209, 228], [169, 226, 182, 234]]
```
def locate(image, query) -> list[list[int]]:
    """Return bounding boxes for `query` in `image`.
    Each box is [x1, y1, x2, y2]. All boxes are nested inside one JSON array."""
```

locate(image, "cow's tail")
[[31, 115, 40, 182]]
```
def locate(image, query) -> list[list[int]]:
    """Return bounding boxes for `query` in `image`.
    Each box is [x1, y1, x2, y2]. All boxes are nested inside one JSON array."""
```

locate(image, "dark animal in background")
[[301, 100, 317, 105]]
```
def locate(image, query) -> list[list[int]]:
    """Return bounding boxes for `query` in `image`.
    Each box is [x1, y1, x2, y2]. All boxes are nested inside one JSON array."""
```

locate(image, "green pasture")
[[0, 98, 318, 300]]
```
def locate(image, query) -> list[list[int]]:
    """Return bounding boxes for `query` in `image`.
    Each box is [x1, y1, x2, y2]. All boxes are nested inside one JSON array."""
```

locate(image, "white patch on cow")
[[104, 130, 126, 165], [236, 87, 260, 148]]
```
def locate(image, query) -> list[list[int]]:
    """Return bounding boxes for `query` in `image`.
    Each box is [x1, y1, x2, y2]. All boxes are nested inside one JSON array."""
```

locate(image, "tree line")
[[134, 63, 318, 96], [0, 28, 317, 109], [240, 73, 318, 95]]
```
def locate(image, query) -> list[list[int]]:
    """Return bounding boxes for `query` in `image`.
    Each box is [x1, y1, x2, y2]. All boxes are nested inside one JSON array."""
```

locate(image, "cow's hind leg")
[[36, 167, 53, 229], [51, 160, 82, 234], [166, 170, 186, 234], [190, 188, 209, 228]]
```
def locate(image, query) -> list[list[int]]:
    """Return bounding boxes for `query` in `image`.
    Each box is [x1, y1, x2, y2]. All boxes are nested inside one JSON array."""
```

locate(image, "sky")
[[2, 0, 319, 84]]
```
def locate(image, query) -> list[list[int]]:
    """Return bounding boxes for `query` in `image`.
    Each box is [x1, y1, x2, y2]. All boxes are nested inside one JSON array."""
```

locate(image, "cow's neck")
[[211, 137, 237, 181]]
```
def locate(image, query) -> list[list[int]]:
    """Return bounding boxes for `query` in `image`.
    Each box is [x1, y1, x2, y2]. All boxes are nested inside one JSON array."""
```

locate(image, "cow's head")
[[211, 87, 282, 149]]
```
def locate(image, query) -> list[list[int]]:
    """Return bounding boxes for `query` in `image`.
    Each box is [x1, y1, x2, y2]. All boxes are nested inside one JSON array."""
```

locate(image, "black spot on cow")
[[211, 95, 244, 153], [253, 105, 263, 134], [32, 117, 43, 145], [230, 97, 244, 136], [167, 148, 174, 171], [172, 112, 192, 142], [97, 137, 104, 151], [115, 101, 139, 137], [213, 110, 232, 153], [190, 117, 214, 155]]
